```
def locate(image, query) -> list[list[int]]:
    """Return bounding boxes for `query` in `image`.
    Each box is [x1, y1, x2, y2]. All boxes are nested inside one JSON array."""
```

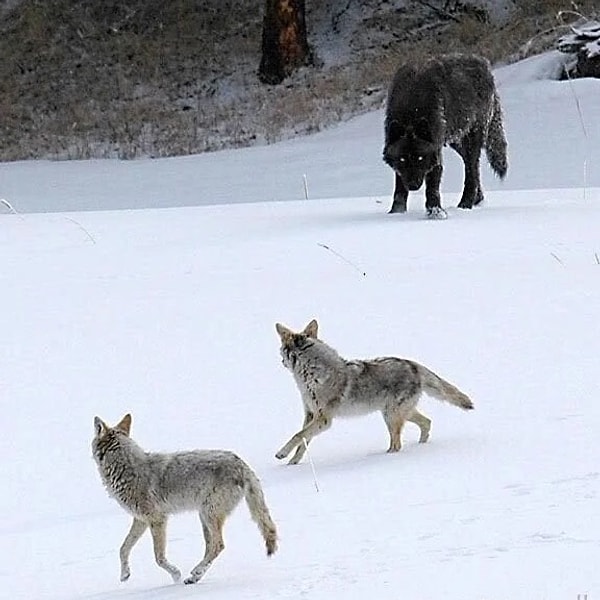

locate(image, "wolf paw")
[[275, 449, 288, 460], [426, 206, 448, 220], [120, 570, 130, 582], [389, 203, 407, 214], [184, 576, 198, 585]]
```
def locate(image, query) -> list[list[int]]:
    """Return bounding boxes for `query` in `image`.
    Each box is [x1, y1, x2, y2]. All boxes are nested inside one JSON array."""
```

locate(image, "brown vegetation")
[[0, 0, 596, 161]]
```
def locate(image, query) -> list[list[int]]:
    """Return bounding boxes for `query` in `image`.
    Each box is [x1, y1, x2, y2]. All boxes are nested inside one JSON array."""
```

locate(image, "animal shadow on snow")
[[76, 574, 266, 600], [265, 430, 478, 488]]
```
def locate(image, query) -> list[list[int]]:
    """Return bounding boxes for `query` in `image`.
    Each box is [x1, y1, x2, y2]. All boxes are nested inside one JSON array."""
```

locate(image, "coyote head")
[[275, 319, 318, 369], [92, 413, 132, 461], [383, 119, 440, 191]]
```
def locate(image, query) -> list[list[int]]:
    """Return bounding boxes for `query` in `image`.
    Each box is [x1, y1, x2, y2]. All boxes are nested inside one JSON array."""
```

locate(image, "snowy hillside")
[[0, 53, 599, 600], [1, 52, 598, 214]]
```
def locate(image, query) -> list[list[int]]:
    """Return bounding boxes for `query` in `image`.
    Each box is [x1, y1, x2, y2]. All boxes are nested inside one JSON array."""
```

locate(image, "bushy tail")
[[244, 469, 278, 556], [416, 363, 474, 410], [485, 91, 508, 179]]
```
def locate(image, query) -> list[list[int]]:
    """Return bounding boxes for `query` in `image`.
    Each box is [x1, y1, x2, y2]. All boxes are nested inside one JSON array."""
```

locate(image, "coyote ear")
[[275, 322, 293, 341], [94, 416, 108, 437], [303, 319, 318, 338], [115, 413, 132, 436]]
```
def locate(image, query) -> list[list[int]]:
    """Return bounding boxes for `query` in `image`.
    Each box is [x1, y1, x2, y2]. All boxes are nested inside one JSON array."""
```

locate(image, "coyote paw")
[[426, 206, 448, 220], [275, 449, 288, 460], [120, 567, 130, 582], [184, 576, 198, 585], [171, 569, 182, 583]]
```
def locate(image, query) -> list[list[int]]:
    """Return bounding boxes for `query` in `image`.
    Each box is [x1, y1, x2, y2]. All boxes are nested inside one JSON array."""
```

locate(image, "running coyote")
[[92, 414, 278, 585], [275, 320, 473, 464], [383, 53, 508, 218]]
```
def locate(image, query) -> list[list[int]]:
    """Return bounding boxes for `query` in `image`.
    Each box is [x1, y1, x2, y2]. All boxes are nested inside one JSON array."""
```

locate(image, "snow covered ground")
[[1, 53, 599, 600], [0, 52, 598, 214]]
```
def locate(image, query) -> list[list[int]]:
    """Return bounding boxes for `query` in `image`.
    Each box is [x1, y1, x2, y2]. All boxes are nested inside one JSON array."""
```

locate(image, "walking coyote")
[[275, 320, 473, 464], [92, 414, 278, 585], [383, 53, 508, 218]]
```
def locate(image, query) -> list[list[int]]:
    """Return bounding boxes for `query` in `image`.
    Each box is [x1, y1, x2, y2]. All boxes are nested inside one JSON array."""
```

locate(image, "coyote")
[[275, 320, 473, 464], [383, 53, 508, 218], [92, 414, 278, 585]]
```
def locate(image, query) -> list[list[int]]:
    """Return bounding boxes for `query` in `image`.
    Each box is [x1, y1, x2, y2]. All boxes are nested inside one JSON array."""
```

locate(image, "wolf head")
[[383, 119, 440, 191], [275, 319, 318, 370], [92, 413, 132, 462]]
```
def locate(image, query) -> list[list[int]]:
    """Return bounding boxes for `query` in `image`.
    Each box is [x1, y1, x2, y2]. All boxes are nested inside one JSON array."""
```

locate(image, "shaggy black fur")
[[383, 54, 508, 218]]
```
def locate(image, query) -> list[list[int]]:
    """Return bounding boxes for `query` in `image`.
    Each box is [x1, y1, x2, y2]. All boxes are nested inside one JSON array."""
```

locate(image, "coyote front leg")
[[287, 410, 314, 465], [149, 518, 181, 582], [120, 517, 148, 581], [276, 411, 332, 463]]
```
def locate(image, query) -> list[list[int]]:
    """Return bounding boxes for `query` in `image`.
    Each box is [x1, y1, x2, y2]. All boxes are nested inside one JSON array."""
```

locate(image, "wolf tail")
[[244, 469, 278, 556], [485, 91, 508, 179], [416, 363, 474, 410]]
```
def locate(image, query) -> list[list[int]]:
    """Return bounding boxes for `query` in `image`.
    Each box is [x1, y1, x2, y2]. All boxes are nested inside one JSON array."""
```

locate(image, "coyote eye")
[[417, 156, 424, 161], [399, 157, 406, 163]]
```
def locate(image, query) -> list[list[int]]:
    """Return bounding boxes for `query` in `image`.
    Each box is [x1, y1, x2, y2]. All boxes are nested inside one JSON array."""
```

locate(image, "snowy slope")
[[0, 52, 598, 214], [1, 53, 599, 600]]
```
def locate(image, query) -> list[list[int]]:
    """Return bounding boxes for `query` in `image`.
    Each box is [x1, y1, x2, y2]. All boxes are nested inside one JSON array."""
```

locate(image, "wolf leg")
[[454, 128, 484, 209], [382, 408, 406, 452], [407, 409, 431, 443], [276, 412, 332, 462], [149, 518, 181, 583], [288, 410, 314, 465], [424, 163, 447, 219], [389, 173, 408, 213], [119, 518, 148, 581], [185, 513, 225, 585]]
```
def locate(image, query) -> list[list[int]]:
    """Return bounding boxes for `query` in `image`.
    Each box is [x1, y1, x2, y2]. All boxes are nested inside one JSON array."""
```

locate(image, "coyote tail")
[[416, 363, 474, 410], [485, 91, 508, 179], [244, 470, 278, 556]]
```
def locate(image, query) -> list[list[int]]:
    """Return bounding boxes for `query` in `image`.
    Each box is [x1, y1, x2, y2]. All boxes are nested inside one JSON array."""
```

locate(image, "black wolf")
[[383, 54, 508, 218]]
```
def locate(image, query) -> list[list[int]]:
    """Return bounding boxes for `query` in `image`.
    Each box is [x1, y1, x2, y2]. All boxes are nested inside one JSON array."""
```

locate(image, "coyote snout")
[[275, 319, 473, 464], [92, 414, 278, 585]]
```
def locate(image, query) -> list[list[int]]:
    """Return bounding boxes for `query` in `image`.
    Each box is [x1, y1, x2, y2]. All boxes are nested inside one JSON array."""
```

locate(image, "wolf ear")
[[387, 120, 407, 141], [94, 416, 108, 437], [275, 322, 294, 342], [303, 319, 318, 338], [115, 413, 132, 436]]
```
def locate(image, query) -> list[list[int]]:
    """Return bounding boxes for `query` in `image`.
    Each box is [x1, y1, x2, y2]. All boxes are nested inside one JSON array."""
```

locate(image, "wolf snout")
[[396, 172, 423, 191]]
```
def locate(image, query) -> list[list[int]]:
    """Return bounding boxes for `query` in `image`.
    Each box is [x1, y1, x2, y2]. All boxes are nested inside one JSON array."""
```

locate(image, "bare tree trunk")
[[258, 0, 311, 84]]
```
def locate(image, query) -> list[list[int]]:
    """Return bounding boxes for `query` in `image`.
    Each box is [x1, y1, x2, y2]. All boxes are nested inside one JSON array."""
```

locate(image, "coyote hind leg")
[[408, 409, 431, 443], [185, 512, 225, 585], [382, 408, 406, 452]]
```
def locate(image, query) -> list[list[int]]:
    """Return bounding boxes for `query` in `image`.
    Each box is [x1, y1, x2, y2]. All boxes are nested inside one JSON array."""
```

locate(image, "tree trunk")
[[258, 0, 311, 84]]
